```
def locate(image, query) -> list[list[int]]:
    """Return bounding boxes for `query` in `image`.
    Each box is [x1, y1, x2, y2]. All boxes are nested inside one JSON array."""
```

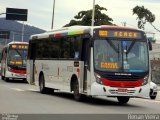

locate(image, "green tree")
[[133, 5, 160, 32], [64, 4, 113, 27]]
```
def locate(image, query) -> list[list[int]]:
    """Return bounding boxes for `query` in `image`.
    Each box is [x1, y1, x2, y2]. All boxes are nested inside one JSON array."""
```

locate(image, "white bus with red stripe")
[[1, 42, 28, 81], [27, 25, 152, 104]]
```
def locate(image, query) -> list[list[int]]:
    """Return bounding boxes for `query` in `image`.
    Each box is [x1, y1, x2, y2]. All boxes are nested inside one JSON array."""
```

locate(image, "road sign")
[[6, 8, 28, 21], [0, 31, 10, 39]]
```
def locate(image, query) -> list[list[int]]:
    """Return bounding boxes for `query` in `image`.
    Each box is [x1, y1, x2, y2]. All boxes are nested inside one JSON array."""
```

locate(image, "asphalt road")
[[0, 79, 160, 115]]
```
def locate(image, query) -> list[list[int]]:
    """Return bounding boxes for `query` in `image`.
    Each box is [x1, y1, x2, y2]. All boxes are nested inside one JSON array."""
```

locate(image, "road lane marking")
[[10, 88, 25, 92], [28, 88, 38, 91]]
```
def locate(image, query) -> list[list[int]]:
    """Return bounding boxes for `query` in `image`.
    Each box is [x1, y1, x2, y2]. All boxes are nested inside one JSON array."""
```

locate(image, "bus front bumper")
[[90, 82, 149, 98], [5, 71, 26, 79]]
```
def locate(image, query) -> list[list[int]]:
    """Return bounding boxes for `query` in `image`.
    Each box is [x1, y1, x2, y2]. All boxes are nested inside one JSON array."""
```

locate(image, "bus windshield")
[[7, 46, 28, 68], [94, 39, 149, 73]]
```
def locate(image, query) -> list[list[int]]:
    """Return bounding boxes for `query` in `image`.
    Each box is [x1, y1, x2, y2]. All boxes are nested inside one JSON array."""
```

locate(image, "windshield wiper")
[[118, 44, 120, 60], [106, 39, 119, 53], [14, 49, 23, 66], [126, 40, 136, 54]]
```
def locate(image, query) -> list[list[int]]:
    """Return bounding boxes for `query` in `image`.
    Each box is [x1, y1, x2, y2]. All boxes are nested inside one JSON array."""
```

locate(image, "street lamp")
[[91, 0, 95, 26], [51, 0, 55, 29]]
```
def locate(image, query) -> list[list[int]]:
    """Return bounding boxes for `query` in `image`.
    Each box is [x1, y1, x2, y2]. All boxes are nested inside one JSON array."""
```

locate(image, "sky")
[[0, 0, 160, 42]]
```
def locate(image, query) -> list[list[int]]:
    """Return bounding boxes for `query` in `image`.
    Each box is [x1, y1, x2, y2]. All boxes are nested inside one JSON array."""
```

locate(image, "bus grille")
[[106, 75, 142, 81], [109, 89, 136, 95]]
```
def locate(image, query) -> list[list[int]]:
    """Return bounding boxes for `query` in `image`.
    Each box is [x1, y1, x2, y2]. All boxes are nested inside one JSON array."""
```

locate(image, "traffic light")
[[0, 31, 10, 39], [6, 8, 28, 21]]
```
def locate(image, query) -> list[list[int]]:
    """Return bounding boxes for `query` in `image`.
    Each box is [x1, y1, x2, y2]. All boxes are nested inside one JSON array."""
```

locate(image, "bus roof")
[[8, 41, 28, 45], [30, 25, 142, 40], [1, 41, 28, 50]]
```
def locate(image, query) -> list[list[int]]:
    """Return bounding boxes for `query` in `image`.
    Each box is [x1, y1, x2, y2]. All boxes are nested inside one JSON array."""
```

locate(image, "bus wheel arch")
[[39, 72, 46, 94], [70, 74, 78, 92]]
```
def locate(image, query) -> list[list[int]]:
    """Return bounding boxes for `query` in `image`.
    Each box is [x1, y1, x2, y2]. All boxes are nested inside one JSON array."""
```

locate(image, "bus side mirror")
[[148, 40, 152, 51]]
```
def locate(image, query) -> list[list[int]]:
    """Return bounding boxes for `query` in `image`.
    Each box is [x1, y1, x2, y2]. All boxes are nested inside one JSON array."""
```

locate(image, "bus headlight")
[[142, 75, 149, 86], [95, 73, 103, 85]]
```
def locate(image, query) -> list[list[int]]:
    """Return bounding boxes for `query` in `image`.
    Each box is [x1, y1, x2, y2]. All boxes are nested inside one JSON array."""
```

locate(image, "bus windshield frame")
[[93, 28, 149, 75], [7, 44, 28, 68]]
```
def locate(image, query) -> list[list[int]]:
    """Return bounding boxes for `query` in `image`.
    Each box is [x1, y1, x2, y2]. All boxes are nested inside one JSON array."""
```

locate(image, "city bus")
[[27, 25, 152, 104], [1, 41, 28, 81]]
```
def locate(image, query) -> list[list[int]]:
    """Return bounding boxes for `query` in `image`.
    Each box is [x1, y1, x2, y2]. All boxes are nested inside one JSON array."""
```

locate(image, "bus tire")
[[39, 74, 46, 94], [150, 96, 156, 100], [23, 78, 28, 83], [2, 76, 4, 80], [73, 80, 82, 101], [117, 97, 130, 104], [5, 77, 9, 82]]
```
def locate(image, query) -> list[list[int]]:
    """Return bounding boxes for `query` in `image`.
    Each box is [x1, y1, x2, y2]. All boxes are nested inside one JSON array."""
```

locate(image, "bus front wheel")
[[117, 97, 130, 104], [4, 77, 9, 82], [39, 74, 46, 94], [150, 96, 156, 100], [2, 76, 4, 80]]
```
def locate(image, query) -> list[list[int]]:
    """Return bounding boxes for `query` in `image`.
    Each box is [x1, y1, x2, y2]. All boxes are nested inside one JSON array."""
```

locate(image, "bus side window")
[[60, 37, 70, 59], [70, 36, 82, 60], [29, 42, 36, 60]]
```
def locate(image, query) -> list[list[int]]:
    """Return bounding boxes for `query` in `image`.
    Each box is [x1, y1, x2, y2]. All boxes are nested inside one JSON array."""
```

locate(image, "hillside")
[[0, 18, 45, 43]]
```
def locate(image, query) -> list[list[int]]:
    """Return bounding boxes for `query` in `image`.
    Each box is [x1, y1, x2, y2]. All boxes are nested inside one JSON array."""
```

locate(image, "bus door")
[[82, 38, 91, 92], [27, 42, 36, 84]]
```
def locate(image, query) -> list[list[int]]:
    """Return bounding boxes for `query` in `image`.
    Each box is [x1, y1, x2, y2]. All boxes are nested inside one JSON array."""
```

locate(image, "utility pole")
[[22, 21, 24, 42], [91, 0, 95, 26], [51, 0, 55, 29]]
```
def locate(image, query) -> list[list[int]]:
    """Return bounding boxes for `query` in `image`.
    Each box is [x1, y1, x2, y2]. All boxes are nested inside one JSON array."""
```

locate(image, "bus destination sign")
[[98, 30, 142, 39], [11, 44, 28, 49]]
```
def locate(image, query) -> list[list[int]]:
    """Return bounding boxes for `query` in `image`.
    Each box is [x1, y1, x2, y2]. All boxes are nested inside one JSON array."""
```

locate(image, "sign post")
[[51, 0, 56, 29]]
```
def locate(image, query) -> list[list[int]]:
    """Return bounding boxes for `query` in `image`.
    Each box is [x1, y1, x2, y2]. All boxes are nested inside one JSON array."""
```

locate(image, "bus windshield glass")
[[94, 39, 149, 73], [8, 44, 28, 68]]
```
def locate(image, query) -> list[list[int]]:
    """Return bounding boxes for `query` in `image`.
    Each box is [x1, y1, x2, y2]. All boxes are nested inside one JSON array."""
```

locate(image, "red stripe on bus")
[[101, 78, 142, 88], [54, 33, 61, 37], [10, 69, 26, 74], [77, 68, 80, 78]]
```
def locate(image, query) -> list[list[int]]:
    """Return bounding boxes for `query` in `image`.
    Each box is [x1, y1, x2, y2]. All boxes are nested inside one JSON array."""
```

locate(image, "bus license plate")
[[118, 88, 128, 93], [15, 74, 25, 77]]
